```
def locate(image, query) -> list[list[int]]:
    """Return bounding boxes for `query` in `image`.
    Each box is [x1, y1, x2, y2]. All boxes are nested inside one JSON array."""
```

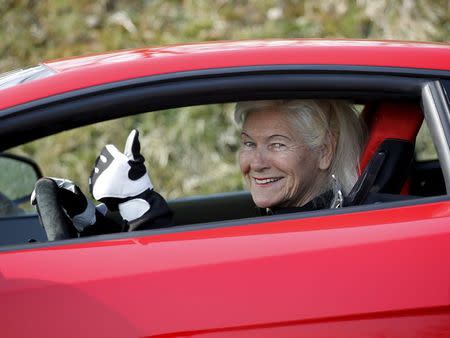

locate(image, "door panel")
[[0, 215, 45, 246], [1, 200, 449, 337], [411, 160, 446, 197]]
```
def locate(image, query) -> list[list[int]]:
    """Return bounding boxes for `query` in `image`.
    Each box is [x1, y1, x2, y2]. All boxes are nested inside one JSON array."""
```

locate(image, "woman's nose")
[[250, 148, 269, 171]]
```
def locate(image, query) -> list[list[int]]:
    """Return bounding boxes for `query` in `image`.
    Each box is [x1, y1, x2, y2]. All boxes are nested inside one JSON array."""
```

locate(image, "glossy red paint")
[[2, 199, 450, 337], [1, 39, 450, 110]]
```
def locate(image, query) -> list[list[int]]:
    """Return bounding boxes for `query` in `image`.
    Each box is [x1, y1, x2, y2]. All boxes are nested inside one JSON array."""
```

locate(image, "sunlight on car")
[[0, 65, 55, 90]]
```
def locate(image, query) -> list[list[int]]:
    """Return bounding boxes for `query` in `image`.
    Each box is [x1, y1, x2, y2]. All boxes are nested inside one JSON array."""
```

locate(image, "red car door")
[[1, 200, 449, 338]]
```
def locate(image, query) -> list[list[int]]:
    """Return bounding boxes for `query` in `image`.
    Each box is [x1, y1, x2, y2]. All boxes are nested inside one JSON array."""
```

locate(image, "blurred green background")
[[1, 0, 449, 199]]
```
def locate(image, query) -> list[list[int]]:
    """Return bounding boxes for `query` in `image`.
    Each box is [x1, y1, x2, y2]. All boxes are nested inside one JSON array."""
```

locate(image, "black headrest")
[[345, 139, 414, 206]]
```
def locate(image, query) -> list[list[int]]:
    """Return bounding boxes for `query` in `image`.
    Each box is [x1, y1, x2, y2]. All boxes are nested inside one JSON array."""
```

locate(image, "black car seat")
[[345, 101, 423, 206]]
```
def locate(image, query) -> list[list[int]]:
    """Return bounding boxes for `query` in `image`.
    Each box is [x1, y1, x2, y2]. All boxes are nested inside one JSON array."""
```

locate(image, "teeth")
[[255, 178, 280, 184]]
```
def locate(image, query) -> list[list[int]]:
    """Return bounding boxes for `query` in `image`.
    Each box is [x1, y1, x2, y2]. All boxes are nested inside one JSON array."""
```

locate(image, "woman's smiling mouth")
[[253, 177, 283, 185]]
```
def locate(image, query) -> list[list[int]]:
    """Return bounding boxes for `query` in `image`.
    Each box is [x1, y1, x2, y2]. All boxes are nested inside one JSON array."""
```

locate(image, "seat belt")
[[345, 150, 386, 206]]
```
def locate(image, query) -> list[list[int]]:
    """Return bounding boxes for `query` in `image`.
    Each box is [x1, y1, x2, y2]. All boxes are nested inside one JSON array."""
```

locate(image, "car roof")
[[1, 39, 450, 111]]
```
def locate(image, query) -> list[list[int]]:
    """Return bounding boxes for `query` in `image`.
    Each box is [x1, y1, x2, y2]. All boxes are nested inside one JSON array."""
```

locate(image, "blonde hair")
[[235, 99, 366, 195]]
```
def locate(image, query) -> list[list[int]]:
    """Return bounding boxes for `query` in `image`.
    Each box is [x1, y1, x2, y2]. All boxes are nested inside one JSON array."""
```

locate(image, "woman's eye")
[[271, 143, 286, 150], [242, 141, 255, 148]]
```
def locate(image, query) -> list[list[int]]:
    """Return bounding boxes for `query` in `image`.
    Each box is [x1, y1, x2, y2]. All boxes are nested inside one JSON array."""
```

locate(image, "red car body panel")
[[2, 200, 450, 337], [1, 39, 450, 110]]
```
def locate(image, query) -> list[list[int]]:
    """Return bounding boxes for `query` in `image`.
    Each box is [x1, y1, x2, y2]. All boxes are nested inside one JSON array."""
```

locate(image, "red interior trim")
[[360, 101, 423, 173]]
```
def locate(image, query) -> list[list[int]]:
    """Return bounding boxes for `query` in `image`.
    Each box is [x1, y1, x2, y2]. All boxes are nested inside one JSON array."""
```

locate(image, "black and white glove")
[[31, 177, 97, 233], [89, 129, 172, 231]]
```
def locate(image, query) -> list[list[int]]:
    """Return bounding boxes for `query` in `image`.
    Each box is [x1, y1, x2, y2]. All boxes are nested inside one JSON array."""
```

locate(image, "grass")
[[2, 0, 448, 200]]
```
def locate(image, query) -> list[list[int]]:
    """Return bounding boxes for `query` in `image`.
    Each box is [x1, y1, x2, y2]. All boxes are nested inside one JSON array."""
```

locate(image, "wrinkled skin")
[[239, 109, 332, 209]]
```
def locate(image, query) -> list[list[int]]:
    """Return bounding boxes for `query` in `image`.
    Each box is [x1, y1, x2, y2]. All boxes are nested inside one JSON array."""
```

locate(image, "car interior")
[[170, 99, 445, 225]]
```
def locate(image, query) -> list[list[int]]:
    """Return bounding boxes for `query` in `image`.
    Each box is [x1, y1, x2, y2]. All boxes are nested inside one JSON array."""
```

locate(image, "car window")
[[1, 99, 447, 247], [415, 121, 438, 161], [0, 155, 40, 215], [6, 103, 243, 216], [4, 100, 445, 218]]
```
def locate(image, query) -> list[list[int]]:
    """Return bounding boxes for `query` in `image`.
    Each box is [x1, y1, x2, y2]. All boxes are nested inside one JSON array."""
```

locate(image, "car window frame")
[[422, 80, 450, 192], [0, 65, 436, 150]]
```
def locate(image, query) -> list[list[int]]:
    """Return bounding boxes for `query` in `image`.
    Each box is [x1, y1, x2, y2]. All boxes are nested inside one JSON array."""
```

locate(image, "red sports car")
[[0, 40, 449, 337]]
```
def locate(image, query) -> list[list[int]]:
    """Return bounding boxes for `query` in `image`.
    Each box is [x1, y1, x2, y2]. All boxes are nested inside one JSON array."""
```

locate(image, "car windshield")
[[0, 65, 55, 90]]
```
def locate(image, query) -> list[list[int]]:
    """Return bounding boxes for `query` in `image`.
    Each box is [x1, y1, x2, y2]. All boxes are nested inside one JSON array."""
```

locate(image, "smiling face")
[[239, 108, 331, 209]]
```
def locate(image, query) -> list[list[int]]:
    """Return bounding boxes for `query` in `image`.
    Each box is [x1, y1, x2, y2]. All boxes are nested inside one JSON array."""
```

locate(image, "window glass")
[[415, 121, 438, 161], [2, 101, 444, 221], [8, 104, 243, 211], [0, 156, 39, 215]]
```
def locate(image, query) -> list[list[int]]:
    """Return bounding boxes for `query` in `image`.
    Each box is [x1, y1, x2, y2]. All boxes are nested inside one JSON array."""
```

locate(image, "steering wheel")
[[33, 178, 77, 241]]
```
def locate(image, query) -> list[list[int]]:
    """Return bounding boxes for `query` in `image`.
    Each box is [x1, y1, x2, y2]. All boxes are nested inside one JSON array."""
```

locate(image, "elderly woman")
[[32, 99, 365, 236], [235, 100, 365, 213]]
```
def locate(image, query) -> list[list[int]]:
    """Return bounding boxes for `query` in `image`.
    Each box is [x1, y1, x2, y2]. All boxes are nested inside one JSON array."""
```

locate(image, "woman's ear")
[[318, 133, 336, 170]]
